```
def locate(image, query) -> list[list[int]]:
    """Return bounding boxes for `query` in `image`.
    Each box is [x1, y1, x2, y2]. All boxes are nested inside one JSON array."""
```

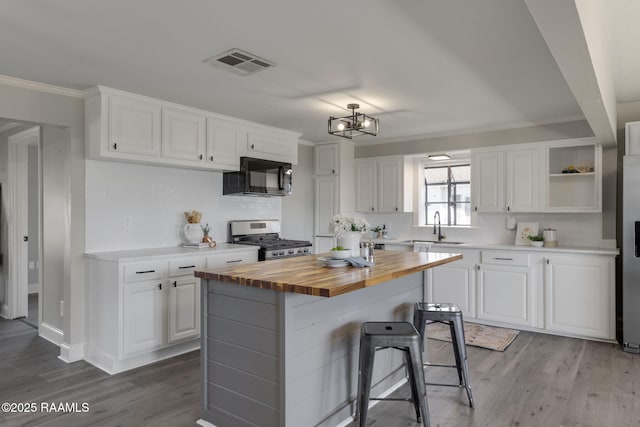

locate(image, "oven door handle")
[[278, 166, 284, 191]]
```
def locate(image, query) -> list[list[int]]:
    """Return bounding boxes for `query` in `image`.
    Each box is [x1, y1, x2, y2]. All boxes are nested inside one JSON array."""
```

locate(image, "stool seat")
[[356, 321, 430, 427], [413, 302, 474, 408]]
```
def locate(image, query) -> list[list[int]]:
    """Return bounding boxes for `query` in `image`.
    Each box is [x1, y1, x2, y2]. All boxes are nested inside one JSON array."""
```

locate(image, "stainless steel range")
[[230, 220, 312, 261]]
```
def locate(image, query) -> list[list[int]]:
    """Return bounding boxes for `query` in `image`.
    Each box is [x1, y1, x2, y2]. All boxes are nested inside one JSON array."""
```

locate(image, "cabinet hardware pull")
[[158, 283, 162, 290], [494, 257, 513, 261], [251, 144, 255, 150], [136, 270, 155, 274], [199, 154, 203, 160], [178, 265, 196, 269], [332, 169, 335, 174], [113, 143, 117, 150], [173, 281, 177, 287], [210, 155, 214, 161], [474, 206, 478, 212], [226, 259, 242, 263], [395, 207, 398, 211], [546, 259, 550, 265], [371, 207, 374, 211], [476, 265, 480, 271]]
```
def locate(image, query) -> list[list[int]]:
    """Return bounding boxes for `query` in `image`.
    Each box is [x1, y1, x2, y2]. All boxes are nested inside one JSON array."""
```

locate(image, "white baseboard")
[[59, 342, 85, 363], [0, 304, 9, 319], [39, 322, 63, 346]]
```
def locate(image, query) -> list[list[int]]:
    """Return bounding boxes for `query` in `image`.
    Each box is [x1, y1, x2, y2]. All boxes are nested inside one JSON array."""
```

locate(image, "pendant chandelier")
[[328, 103, 379, 139]]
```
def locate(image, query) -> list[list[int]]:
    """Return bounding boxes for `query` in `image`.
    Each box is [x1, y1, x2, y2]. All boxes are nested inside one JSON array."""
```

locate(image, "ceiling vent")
[[204, 48, 275, 76]]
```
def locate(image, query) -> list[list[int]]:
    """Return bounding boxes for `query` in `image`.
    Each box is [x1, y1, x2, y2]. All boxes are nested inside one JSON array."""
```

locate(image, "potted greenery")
[[330, 245, 352, 259], [527, 234, 544, 247]]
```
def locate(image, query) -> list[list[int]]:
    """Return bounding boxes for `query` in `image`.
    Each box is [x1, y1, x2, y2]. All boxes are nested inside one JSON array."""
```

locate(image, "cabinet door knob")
[[173, 281, 177, 287], [210, 155, 214, 161], [158, 283, 162, 290], [332, 169, 335, 174], [474, 206, 478, 212], [251, 144, 255, 150], [112, 143, 117, 150], [507, 206, 510, 212], [199, 154, 203, 160], [395, 207, 398, 211]]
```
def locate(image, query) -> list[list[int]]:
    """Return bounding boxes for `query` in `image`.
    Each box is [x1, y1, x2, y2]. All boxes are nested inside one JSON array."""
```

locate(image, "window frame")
[[422, 162, 471, 227]]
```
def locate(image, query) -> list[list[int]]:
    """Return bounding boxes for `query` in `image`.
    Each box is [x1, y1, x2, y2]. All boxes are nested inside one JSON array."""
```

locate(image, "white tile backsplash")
[[363, 211, 613, 248], [85, 160, 281, 252]]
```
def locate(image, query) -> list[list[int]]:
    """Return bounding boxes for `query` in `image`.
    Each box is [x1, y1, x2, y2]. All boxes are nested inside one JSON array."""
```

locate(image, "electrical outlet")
[[60, 300, 64, 317]]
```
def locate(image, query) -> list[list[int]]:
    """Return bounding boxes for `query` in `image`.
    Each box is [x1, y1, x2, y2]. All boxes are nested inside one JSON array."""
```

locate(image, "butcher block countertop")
[[195, 250, 462, 297]]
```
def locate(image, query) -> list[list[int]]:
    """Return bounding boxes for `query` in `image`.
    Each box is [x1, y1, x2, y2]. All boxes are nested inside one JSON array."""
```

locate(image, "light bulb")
[[337, 123, 345, 131], [363, 119, 371, 128]]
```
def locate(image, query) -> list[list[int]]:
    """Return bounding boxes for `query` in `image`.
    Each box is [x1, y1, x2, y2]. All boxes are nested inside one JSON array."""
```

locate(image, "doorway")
[[5, 126, 41, 327]]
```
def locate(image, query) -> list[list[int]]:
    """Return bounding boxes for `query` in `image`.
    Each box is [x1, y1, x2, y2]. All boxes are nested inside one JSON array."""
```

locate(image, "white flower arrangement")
[[329, 214, 370, 237]]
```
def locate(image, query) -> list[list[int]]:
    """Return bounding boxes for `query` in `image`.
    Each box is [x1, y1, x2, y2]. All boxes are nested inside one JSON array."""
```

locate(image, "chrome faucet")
[[433, 211, 444, 241]]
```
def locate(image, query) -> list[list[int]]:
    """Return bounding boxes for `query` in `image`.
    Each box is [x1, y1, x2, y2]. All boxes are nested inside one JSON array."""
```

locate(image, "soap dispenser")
[[381, 224, 388, 239]]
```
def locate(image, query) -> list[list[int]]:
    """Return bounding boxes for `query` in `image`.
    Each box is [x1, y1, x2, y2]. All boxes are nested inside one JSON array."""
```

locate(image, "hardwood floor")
[[0, 317, 637, 427], [0, 318, 200, 426], [348, 331, 639, 427]]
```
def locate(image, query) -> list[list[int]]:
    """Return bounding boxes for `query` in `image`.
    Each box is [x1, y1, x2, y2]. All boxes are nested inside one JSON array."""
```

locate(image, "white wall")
[[363, 211, 610, 248], [85, 160, 283, 252]]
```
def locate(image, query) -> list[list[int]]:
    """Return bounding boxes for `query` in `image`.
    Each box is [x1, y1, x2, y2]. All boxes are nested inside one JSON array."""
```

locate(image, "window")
[[424, 164, 471, 226]]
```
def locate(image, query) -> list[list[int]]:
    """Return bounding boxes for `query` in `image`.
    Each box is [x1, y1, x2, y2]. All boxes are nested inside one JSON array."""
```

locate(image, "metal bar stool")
[[413, 302, 474, 408], [356, 321, 430, 427]]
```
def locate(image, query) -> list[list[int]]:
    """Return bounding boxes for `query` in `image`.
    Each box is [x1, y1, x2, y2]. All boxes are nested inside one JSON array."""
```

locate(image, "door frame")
[[4, 126, 41, 320]]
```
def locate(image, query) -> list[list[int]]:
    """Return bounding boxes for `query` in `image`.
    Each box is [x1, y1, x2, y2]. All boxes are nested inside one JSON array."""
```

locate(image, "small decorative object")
[[201, 223, 216, 247], [515, 222, 539, 246], [329, 214, 370, 256], [330, 246, 352, 259], [527, 235, 544, 247], [183, 210, 204, 244], [184, 210, 203, 224], [372, 226, 383, 239]]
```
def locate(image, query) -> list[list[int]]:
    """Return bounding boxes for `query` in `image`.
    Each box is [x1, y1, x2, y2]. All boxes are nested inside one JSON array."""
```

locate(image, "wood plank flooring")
[[0, 318, 200, 427], [1, 316, 638, 427]]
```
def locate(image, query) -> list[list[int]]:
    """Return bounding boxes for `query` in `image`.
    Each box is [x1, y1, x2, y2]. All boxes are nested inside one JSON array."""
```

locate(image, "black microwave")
[[223, 157, 292, 196]]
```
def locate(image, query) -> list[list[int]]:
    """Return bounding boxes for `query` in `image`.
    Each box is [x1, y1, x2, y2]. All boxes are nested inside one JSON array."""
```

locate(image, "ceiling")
[[0, 1, 635, 144]]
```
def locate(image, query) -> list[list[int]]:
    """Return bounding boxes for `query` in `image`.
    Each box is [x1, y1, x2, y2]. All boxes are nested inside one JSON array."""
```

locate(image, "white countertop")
[[370, 238, 619, 256], [84, 243, 259, 262]]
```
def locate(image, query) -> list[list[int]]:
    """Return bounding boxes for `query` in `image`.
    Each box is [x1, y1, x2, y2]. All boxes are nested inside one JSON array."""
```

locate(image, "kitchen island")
[[195, 250, 462, 427]]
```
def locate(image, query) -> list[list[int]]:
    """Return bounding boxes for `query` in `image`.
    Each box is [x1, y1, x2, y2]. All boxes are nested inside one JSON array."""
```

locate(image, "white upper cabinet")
[[162, 106, 206, 163], [471, 151, 504, 212], [355, 160, 377, 213], [241, 126, 299, 164], [206, 117, 240, 170], [85, 86, 300, 170], [355, 157, 413, 213], [542, 139, 601, 212], [505, 147, 539, 212], [472, 139, 597, 213], [314, 143, 339, 175], [108, 93, 162, 158]]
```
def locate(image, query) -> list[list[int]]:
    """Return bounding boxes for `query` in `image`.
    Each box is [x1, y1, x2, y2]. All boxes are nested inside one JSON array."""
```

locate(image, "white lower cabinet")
[[428, 247, 612, 340], [123, 280, 164, 355], [427, 249, 479, 319], [86, 247, 257, 374], [167, 276, 201, 343], [544, 254, 614, 339], [477, 265, 532, 327]]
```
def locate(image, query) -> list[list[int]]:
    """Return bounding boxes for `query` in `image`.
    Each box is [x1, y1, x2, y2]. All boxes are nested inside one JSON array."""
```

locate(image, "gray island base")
[[196, 251, 461, 426]]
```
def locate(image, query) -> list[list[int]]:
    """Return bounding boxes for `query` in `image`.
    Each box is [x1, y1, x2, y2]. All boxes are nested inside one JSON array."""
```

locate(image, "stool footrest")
[[426, 382, 465, 388], [370, 397, 413, 402], [424, 363, 457, 369]]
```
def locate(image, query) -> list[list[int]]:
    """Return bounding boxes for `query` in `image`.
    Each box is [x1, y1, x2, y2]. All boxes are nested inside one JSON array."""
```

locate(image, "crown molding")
[[0, 75, 84, 99]]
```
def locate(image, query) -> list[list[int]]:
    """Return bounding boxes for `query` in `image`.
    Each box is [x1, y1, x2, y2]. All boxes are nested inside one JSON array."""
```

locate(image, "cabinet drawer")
[[206, 250, 257, 268], [123, 261, 166, 283], [481, 251, 529, 267], [168, 257, 205, 277]]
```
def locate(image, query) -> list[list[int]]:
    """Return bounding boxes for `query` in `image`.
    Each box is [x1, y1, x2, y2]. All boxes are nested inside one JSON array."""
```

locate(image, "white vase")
[[183, 223, 204, 244], [339, 232, 362, 257]]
